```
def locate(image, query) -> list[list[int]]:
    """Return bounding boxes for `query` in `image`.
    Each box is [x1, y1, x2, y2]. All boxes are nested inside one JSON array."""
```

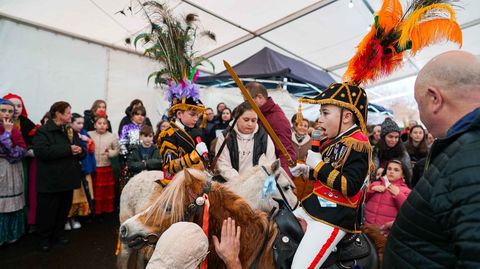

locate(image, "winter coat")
[[364, 177, 410, 226], [384, 110, 480, 268], [79, 129, 96, 174], [126, 145, 162, 175], [215, 124, 275, 182], [291, 133, 311, 161], [88, 131, 119, 167], [260, 97, 296, 176], [33, 120, 85, 193], [117, 106, 152, 136]]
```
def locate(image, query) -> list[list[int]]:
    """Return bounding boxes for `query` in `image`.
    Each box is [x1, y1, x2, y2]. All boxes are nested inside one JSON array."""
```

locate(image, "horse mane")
[[208, 180, 276, 268]]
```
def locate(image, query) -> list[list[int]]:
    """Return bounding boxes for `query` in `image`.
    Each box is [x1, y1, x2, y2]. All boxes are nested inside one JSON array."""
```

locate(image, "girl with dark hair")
[[83, 100, 112, 132], [211, 107, 232, 138], [214, 102, 227, 123], [64, 113, 96, 230], [118, 99, 152, 136], [364, 159, 411, 233], [215, 102, 275, 182], [33, 101, 85, 251], [404, 125, 428, 166], [372, 118, 412, 184]]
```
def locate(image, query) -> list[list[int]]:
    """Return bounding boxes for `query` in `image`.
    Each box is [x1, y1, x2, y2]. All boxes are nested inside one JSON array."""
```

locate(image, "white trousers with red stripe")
[[291, 207, 346, 269]]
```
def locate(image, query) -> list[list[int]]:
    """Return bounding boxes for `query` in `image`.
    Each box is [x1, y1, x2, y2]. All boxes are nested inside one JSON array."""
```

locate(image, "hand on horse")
[[305, 150, 322, 169], [289, 164, 309, 177], [213, 218, 242, 269]]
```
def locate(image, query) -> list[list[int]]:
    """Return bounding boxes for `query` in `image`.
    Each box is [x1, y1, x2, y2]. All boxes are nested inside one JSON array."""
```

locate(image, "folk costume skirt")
[[92, 166, 115, 214]]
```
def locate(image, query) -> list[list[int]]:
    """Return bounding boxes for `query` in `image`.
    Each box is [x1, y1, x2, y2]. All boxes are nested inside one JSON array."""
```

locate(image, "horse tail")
[[361, 224, 387, 267]]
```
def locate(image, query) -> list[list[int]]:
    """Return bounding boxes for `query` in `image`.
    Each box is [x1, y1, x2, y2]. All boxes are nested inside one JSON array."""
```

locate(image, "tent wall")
[[0, 19, 163, 133]]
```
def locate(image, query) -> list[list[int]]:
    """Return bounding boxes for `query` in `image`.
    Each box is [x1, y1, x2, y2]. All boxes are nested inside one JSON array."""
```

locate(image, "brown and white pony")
[[117, 160, 298, 269], [120, 168, 278, 268]]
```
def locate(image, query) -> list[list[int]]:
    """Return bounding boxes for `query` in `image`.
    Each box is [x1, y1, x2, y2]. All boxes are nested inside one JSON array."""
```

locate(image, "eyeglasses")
[[0, 108, 14, 114]]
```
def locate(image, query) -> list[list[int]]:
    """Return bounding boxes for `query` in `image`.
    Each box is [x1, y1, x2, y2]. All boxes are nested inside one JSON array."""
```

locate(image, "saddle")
[[272, 200, 372, 269]]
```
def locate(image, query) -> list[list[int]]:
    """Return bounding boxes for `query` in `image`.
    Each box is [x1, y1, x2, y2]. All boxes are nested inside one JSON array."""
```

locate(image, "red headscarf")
[[3, 93, 28, 118]]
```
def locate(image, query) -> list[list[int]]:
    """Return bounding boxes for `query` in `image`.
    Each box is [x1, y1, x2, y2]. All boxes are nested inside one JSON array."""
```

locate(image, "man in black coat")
[[383, 51, 480, 268], [33, 101, 86, 252]]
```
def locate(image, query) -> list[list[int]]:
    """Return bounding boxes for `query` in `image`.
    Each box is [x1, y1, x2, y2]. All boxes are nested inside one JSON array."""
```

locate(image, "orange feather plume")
[[377, 0, 403, 32]]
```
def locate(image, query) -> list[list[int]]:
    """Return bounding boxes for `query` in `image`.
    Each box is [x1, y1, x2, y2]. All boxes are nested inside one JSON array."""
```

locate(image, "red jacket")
[[364, 177, 411, 226], [259, 97, 296, 176]]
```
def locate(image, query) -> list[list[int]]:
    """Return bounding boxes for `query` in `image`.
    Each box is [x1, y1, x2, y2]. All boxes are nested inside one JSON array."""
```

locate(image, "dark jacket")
[[18, 115, 37, 147], [117, 107, 152, 136], [83, 110, 112, 133], [384, 112, 480, 268], [33, 120, 86, 193], [126, 145, 162, 175], [260, 97, 296, 176], [225, 126, 268, 171]]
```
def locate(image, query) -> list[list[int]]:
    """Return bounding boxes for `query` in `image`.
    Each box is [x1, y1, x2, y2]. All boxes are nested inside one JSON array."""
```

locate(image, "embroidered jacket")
[[157, 121, 204, 179], [301, 127, 373, 233]]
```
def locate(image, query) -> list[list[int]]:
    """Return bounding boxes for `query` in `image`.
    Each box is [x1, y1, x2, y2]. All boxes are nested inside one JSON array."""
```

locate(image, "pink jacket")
[[364, 177, 411, 226]]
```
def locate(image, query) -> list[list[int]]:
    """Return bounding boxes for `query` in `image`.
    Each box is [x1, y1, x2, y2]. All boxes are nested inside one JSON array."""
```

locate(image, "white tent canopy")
[[1, 0, 479, 129]]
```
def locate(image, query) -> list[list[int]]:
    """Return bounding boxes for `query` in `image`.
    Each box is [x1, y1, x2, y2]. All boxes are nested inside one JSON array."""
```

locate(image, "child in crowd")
[[119, 106, 146, 190], [364, 159, 411, 233], [65, 113, 96, 230], [127, 125, 162, 176], [0, 99, 27, 245], [88, 112, 119, 217], [153, 120, 170, 146]]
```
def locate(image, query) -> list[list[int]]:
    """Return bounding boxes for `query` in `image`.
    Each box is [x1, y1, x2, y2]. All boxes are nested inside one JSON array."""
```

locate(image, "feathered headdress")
[[343, 0, 462, 85], [130, 1, 216, 118]]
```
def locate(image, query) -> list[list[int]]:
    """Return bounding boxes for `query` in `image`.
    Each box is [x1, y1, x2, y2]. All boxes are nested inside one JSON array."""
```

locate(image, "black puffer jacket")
[[383, 114, 480, 268], [33, 120, 86, 193]]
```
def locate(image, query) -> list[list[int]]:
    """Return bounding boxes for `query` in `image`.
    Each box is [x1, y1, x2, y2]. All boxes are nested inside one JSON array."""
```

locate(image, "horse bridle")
[[260, 165, 299, 211], [127, 179, 213, 250]]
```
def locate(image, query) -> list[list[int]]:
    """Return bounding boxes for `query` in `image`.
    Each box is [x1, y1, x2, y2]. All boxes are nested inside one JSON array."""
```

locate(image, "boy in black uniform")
[[157, 91, 208, 183], [289, 83, 374, 268]]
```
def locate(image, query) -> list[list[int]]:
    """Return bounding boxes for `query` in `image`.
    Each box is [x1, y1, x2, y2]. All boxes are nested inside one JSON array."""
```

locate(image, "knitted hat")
[[146, 222, 209, 269], [381, 118, 401, 138]]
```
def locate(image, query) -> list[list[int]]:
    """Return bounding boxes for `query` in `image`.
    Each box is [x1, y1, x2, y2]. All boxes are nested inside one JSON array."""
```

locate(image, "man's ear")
[[427, 87, 443, 114]]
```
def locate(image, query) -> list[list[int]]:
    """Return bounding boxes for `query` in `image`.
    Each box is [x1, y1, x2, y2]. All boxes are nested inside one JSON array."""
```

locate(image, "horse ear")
[[271, 159, 280, 172], [184, 168, 194, 184]]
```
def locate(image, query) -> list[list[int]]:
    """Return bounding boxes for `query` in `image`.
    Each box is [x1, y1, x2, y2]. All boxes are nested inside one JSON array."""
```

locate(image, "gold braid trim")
[[340, 136, 375, 174], [327, 170, 339, 188], [313, 162, 326, 179]]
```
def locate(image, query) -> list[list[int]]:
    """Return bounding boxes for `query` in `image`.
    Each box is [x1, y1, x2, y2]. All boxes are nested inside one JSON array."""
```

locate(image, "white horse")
[[117, 159, 298, 269]]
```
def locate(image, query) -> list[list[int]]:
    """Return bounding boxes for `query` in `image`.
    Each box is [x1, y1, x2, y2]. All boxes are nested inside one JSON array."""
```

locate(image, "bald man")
[[383, 51, 480, 268]]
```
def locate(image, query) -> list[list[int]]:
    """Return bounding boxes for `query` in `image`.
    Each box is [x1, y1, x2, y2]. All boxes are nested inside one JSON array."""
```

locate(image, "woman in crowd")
[[290, 114, 311, 162], [0, 99, 27, 246], [372, 118, 411, 184], [117, 99, 152, 136], [404, 125, 428, 167], [211, 107, 232, 138], [88, 112, 119, 217], [83, 100, 112, 132], [153, 119, 170, 145], [215, 102, 227, 123], [33, 101, 85, 252], [368, 124, 381, 146], [364, 159, 411, 233], [215, 102, 275, 182], [2, 93, 38, 232], [65, 113, 96, 230]]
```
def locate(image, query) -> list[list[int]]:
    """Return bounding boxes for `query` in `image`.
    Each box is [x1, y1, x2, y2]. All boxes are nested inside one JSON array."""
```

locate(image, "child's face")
[[386, 162, 403, 181], [160, 121, 170, 131], [410, 127, 424, 143], [0, 104, 14, 122], [9, 98, 22, 119], [71, 117, 84, 132], [317, 105, 341, 138], [95, 118, 108, 134], [141, 134, 153, 147]]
